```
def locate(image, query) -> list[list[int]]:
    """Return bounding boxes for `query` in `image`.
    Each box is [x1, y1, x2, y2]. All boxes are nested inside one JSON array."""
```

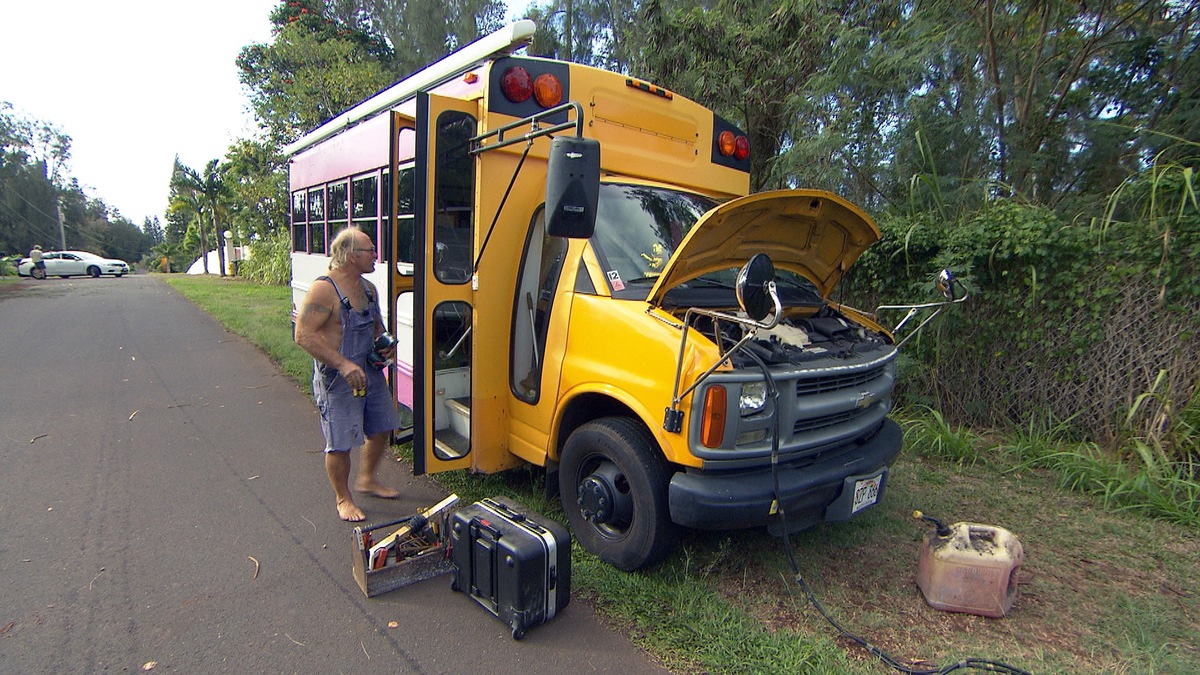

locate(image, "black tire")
[[559, 417, 679, 571], [115, 273, 124, 278], [31, 267, 45, 280], [87, 265, 101, 278]]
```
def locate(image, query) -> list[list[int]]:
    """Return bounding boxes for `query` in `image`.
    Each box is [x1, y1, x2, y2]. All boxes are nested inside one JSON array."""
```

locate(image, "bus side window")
[[291, 190, 308, 252], [511, 209, 568, 403], [432, 111, 475, 284]]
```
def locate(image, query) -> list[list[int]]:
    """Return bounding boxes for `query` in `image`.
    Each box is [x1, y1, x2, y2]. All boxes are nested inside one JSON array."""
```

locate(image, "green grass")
[[163, 274, 1200, 674]]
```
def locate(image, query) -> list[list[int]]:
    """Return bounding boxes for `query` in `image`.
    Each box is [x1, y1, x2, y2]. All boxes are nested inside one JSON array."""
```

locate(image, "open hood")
[[647, 189, 880, 306]]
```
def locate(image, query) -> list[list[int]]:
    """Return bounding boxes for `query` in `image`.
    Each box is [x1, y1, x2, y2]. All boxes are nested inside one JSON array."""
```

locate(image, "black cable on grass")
[[740, 348, 1030, 675]]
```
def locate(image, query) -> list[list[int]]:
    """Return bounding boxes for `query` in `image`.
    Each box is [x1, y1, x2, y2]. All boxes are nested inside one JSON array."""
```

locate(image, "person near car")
[[294, 228, 400, 522], [30, 245, 44, 277]]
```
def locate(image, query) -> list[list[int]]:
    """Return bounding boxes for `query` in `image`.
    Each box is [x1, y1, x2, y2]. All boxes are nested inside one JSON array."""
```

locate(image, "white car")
[[18, 250, 131, 278]]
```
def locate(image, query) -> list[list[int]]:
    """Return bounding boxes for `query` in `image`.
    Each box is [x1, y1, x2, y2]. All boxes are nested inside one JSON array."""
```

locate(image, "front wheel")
[[31, 267, 46, 280], [87, 265, 101, 278], [559, 417, 679, 571]]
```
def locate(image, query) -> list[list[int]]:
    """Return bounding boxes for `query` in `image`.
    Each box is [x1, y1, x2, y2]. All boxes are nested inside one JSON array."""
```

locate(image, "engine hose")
[[740, 349, 1030, 675]]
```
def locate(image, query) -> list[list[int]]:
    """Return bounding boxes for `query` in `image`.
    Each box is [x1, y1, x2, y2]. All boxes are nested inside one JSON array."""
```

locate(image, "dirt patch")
[[703, 455, 1199, 672]]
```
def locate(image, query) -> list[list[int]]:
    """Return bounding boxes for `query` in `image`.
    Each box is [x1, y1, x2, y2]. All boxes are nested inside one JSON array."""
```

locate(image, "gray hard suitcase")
[[449, 496, 571, 639]]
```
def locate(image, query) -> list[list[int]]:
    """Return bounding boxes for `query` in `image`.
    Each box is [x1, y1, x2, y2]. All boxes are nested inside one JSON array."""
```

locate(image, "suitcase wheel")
[[511, 624, 525, 640]]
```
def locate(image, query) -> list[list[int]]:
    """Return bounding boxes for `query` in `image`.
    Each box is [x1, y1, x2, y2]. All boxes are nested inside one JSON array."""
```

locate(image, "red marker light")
[[734, 135, 750, 161], [501, 67, 533, 103]]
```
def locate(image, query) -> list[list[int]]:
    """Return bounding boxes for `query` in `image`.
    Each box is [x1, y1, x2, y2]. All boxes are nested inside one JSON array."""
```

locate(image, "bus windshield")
[[590, 182, 824, 304], [590, 183, 717, 299]]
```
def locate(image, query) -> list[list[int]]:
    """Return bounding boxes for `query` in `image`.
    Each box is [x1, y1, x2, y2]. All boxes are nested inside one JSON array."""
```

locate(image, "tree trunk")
[[198, 212, 210, 275], [214, 212, 226, 277]]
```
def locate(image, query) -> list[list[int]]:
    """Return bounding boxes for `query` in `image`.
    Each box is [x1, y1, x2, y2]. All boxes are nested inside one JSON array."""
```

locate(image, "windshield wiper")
[[689, 276, 734, 289]]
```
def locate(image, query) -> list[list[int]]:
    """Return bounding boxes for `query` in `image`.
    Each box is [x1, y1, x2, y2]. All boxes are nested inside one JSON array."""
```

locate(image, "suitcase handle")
[[471, 516, 502, 541]]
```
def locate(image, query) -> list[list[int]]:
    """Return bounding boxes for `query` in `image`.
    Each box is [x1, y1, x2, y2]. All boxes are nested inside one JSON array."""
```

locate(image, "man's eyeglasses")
[[354, 247, 377, 254]]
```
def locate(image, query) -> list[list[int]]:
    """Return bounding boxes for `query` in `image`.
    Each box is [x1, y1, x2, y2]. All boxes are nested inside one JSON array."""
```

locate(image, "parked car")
[[17, 250, 131, 278]]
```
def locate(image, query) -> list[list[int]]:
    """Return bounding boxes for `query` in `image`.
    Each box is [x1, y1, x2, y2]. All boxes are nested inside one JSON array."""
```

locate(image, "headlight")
[[739, 381, 767, 416]]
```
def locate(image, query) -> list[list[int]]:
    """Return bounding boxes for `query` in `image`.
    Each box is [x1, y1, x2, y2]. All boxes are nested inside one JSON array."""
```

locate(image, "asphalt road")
[[0, 275, 667, 674]]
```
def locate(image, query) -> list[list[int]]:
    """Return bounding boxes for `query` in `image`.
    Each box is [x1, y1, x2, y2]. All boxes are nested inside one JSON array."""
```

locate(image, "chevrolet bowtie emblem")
[[854, 391, 876, 408]]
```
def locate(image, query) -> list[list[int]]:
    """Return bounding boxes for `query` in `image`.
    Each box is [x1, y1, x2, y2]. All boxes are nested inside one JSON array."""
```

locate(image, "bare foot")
[[355, 479, 400, 499], [337, 498, 366, 522]]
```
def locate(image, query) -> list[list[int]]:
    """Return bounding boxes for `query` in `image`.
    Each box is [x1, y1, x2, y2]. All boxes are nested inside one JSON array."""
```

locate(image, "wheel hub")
[[577, 462, 632, 526]]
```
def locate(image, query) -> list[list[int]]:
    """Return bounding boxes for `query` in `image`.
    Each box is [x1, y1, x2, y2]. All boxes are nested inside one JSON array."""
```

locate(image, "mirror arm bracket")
[[663, 282, 781, 433], [469, 102, 584, 156]]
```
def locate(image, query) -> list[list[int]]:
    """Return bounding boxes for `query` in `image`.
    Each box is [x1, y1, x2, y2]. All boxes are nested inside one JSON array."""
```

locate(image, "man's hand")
[[338, 360, 367, 390]]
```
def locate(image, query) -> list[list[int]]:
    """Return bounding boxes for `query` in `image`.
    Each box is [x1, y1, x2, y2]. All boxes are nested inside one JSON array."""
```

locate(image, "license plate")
[[851, 474, 883, 514]]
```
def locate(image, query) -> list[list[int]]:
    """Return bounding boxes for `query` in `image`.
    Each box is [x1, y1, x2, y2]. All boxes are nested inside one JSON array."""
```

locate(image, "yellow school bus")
[[286, 21, 962, 570]]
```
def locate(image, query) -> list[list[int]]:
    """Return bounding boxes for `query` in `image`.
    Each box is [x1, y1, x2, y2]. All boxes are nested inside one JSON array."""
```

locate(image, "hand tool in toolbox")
[[367, 493, 459, 567], [351, 494, 459, 597], [448, 496, 571, 639]]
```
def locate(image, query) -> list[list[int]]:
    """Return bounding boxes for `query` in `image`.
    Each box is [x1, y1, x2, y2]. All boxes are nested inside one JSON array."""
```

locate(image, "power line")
[[0, 198, 60, 244], [0, 184, 59, 222]]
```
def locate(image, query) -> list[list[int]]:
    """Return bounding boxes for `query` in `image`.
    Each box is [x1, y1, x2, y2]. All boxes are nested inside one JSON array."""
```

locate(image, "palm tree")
[[171, 159, 230, 276]]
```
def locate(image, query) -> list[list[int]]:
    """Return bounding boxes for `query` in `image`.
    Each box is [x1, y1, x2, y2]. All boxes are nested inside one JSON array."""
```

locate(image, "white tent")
[[186, 246, 250, 275]]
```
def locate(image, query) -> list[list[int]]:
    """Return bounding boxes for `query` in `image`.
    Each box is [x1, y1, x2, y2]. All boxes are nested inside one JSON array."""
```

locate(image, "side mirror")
[[736, 253, 778, 322], [936, 269, 957, 301], [545, 136, 600, 239]]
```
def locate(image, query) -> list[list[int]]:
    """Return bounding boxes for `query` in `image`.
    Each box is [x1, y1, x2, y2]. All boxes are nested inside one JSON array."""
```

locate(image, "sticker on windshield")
[[607, 270, 625, 291]]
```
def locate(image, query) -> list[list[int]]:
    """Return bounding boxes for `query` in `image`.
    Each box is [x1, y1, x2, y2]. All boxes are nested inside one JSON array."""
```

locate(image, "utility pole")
[[57, 199, 66, 250]]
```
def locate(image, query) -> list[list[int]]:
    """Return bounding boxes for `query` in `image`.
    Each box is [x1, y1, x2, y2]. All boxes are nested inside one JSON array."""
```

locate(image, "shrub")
[[238, 228, 292, 286]]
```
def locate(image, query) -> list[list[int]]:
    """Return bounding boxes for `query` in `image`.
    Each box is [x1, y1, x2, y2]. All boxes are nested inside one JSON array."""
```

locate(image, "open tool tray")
[[351, 507, 455, 597]]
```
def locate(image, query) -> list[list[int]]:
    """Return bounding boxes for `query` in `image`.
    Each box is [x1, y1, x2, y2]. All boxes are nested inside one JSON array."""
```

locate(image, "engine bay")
[[689, 306, 893, 368]]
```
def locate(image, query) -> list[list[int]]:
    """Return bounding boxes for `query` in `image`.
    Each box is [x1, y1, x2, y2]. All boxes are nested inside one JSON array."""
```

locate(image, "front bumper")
[[668, 418, 902, 530]]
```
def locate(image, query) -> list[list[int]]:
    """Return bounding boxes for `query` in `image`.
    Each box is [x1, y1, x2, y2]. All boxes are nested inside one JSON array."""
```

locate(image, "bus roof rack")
[[282, 20, 537, 158]]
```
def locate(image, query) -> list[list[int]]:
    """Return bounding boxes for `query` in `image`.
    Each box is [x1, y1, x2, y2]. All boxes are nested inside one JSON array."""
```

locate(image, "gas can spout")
[[912, 510, 952, 537]]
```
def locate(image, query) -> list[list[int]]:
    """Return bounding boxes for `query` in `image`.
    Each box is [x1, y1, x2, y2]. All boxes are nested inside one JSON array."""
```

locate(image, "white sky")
[[1, 0, 279, 228]]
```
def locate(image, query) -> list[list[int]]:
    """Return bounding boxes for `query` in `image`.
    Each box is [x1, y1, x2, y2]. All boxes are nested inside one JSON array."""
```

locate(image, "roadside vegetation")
[[8, 1, 1192, 671], [161, 274, 1198, 674]]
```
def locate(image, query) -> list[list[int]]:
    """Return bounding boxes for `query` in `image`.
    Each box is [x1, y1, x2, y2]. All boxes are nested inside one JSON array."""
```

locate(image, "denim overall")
[[312, 276, 399, 452]]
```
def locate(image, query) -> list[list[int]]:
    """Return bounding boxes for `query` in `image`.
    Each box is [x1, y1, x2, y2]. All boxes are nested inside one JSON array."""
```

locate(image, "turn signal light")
[[718, 131, 736, 157], [533, 73, 563, 107], [501, 66, 533, 103], [717, 130, 751, 162], [701, 386, 727, 448]]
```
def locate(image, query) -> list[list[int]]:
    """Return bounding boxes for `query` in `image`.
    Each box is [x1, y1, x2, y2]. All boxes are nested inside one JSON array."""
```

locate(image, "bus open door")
[[413, 90, 600, 477], [413, 92, 480, 476]]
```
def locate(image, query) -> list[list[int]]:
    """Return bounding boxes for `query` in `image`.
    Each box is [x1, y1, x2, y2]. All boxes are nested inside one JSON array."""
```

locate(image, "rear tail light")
[[734, 135, 750, 161], [501, 66, 533, 103], [502, 66, 564, 109], [718, 130, 750, 162]]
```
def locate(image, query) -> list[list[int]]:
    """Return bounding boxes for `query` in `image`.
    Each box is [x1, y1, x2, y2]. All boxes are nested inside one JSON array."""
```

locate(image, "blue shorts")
[[313, 363, 401, 453]]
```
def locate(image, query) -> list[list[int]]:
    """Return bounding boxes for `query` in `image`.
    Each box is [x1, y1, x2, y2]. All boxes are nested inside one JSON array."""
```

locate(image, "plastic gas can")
[[914, 514, 1024, 618]]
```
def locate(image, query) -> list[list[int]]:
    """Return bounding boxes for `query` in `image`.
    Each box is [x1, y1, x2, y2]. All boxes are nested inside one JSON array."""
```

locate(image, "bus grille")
[[795, 364, 888, 396]]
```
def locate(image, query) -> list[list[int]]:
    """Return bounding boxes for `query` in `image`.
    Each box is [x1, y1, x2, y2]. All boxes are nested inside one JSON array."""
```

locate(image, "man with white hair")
[[295, 228, 400, 521]]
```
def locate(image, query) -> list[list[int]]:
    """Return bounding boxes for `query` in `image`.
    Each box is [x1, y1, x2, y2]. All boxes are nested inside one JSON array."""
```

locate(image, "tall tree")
[[237, 0, 397, 143], [223, 139, 288, 240], [637, 0, 843, 192], [327, 0, 507, 75], [524, 0, 640, 71], [171, 159, 230, 275]]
